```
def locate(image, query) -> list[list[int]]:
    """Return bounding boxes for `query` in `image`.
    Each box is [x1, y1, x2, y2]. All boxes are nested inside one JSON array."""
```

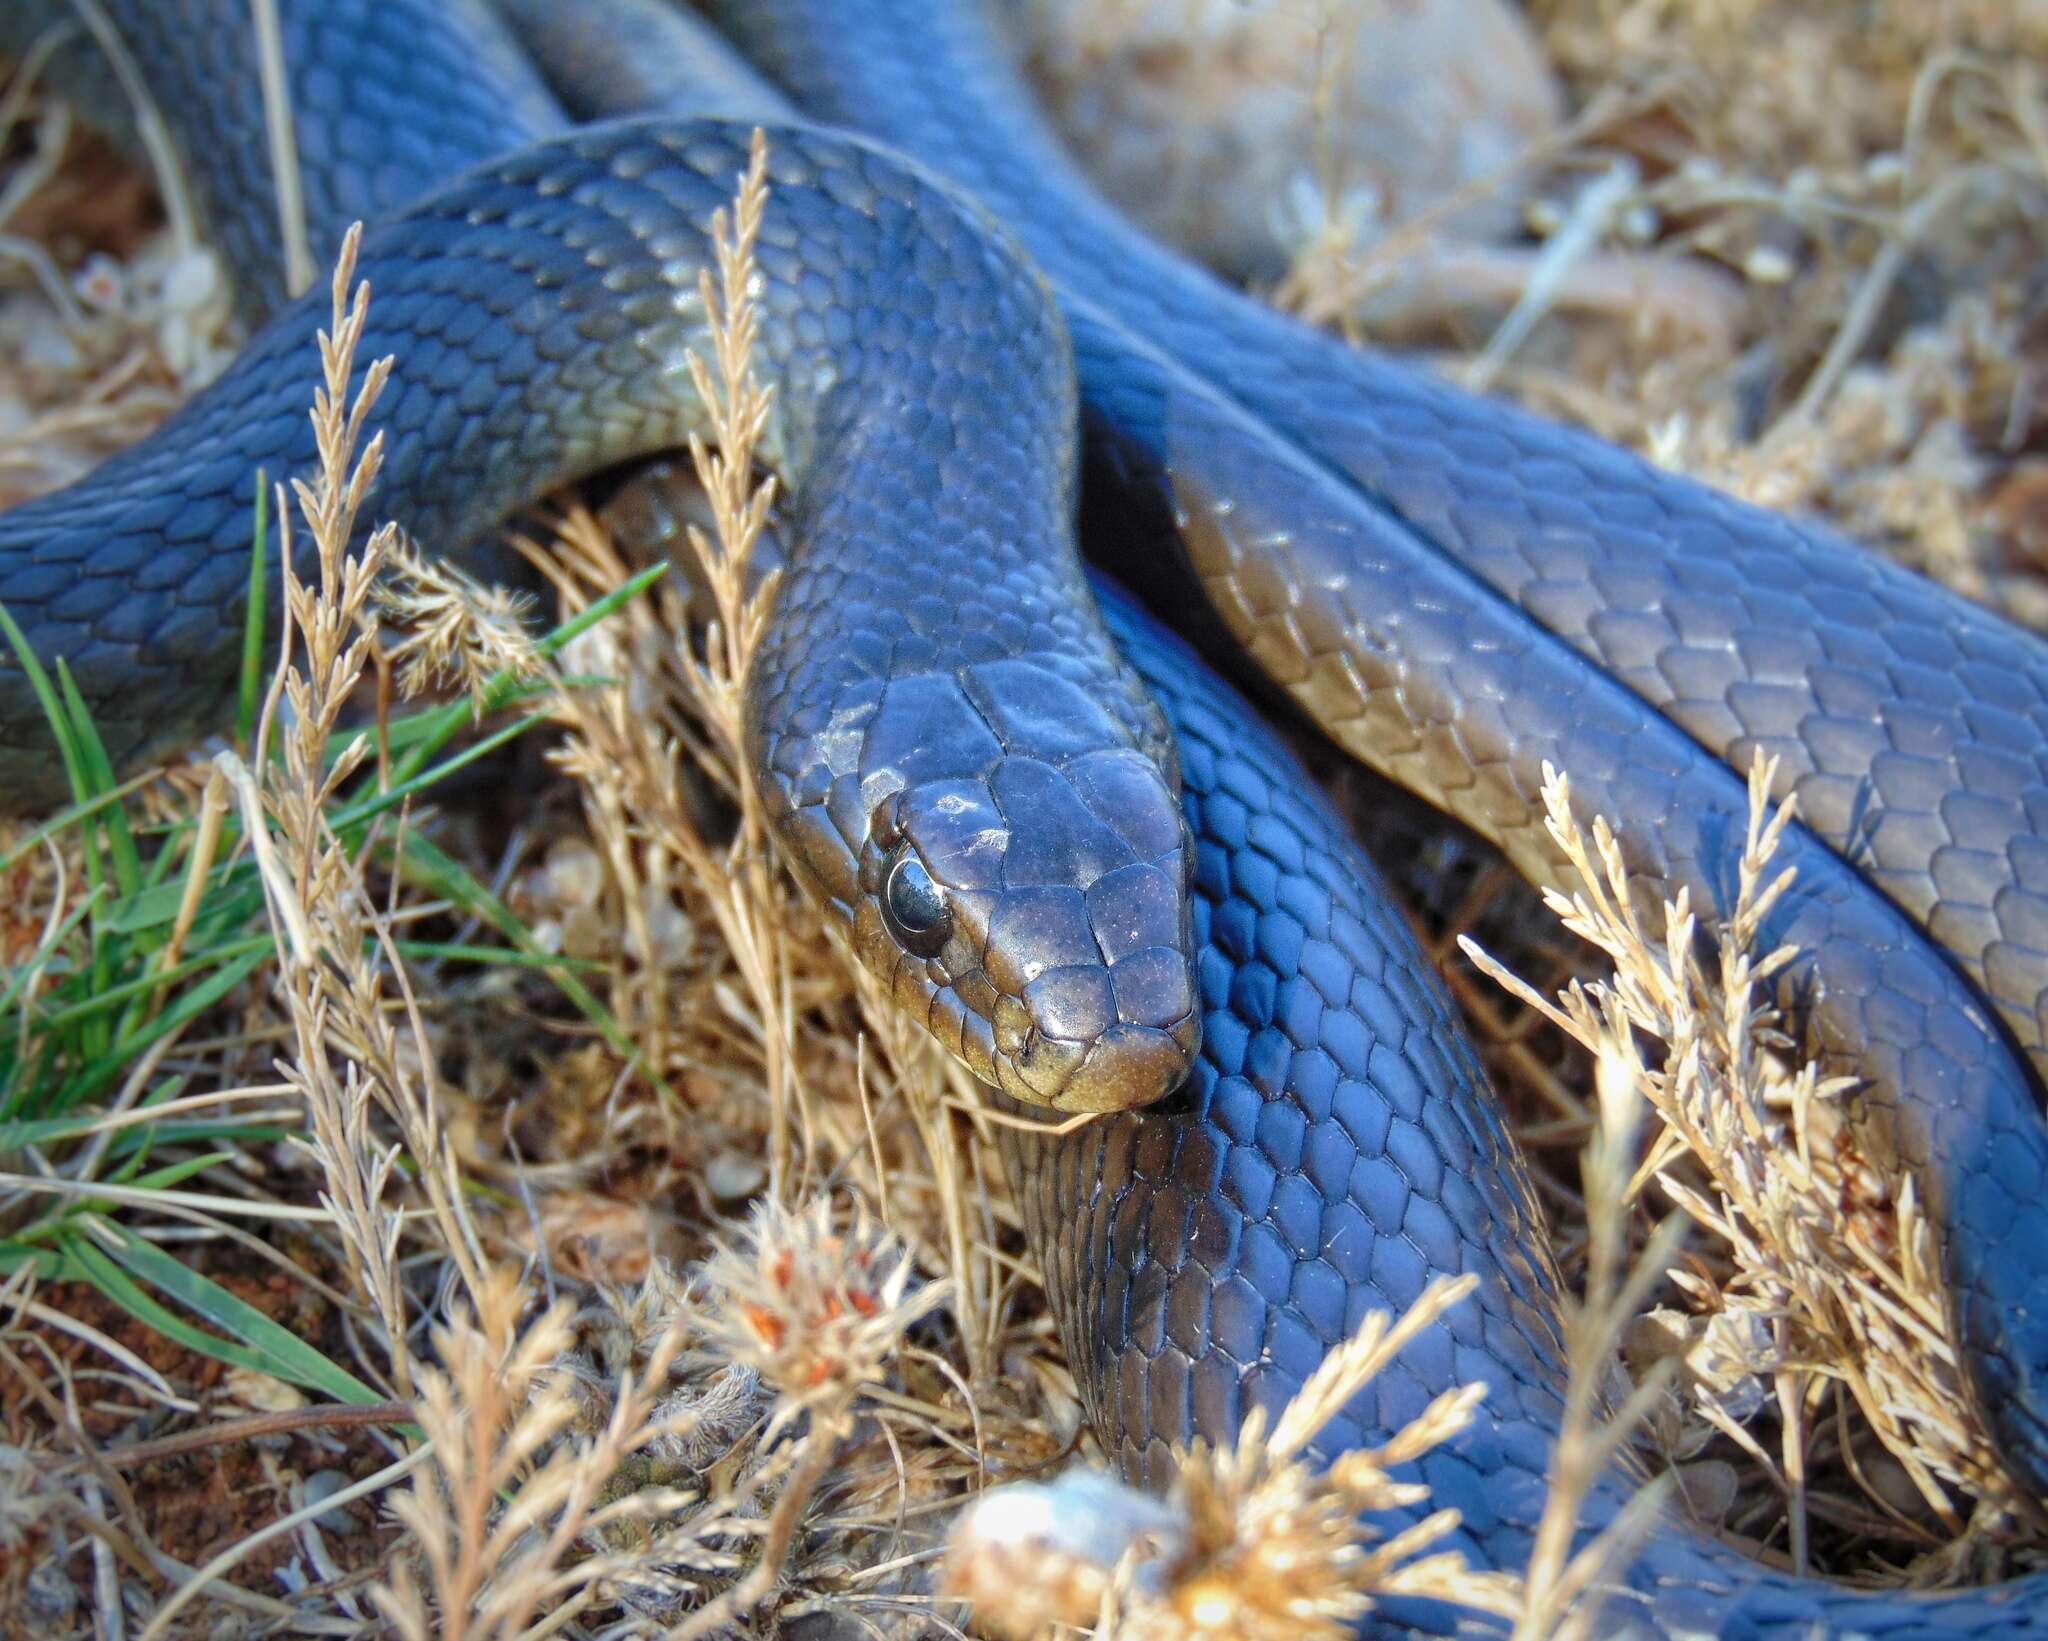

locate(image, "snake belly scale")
[[2, 1, 2047, 1634]]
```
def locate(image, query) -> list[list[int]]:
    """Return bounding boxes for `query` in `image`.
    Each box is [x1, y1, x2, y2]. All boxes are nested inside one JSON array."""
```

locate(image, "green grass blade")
[[68, 1232, 381, 1404], [396, 830, 670, 1099], [380, 561, 668, 789], [0, 772, 162, 873], [238, 468, 270, 746], [529, 562, 670, 662], [0, 599, 87, 802], [0, 890, 100, 1019], [0, 1113, 120, 1150], [375, 680, 554, 754], [0, 1245, 72, 1282], [23, 653, 122, 1054], [53, 659, 142, 898], [330, 712, 548, 835], [61, 945, 269, 1110], [107, 1148, 233, 1191], [108, 1121, 288, 1154], [0, 1037, 62, 1123], [106, 862, 265, 937], [0, 1079, 276, 1157], [0, 1105, 198, 1153], [35, 935, 274, 1032], [390, 940, 601, 972]]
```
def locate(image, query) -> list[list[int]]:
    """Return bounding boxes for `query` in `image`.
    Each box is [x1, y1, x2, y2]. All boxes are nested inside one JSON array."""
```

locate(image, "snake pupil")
[[882, 850, 952, 956]]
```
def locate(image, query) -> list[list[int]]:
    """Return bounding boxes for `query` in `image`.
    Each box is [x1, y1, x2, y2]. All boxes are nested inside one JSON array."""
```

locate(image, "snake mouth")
[[855, 873, 1203, 1114], [988, 1005, 1201, 1113], [973, 860, 1203, 1111], [848, 894, 1202, 1113]]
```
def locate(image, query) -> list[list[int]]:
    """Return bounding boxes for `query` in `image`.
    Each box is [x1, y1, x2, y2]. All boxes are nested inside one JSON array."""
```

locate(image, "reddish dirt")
[[1, 1245, 401, 1603]]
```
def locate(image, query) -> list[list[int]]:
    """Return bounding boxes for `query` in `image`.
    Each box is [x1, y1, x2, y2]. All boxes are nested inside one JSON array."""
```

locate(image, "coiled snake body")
[[4, 1, 2048, 1633]]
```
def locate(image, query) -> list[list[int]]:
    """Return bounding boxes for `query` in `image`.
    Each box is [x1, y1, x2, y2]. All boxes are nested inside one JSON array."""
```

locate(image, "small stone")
[[225, 1367, 305, 1415], [1743, 245, 1797, 285], [545, 838, 606, 908], [18, 321, 80, 374], [704, 1148, 767, 1204], [302, 1468, 362, 1534], [73, 252, 126, 313], [640, 889, 694, 968], [158, 245, 222, 314], [1861, 1449, 1930, 1519], [1018, 0, 1563, 283], [560, 902, 610, 961], [1623, 1306, 1694, 1374]]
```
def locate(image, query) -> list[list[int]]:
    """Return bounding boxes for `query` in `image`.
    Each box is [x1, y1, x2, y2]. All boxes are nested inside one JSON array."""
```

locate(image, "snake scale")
[[4, 1, 2048, 1633]]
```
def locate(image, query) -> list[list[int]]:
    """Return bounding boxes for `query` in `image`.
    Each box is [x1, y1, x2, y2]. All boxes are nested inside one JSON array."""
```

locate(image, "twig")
[[99, 1400, 414, 1469]]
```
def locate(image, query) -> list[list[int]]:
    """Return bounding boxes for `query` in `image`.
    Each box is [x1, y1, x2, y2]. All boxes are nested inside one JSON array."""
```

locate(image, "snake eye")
[[881, 848, 952, 957]]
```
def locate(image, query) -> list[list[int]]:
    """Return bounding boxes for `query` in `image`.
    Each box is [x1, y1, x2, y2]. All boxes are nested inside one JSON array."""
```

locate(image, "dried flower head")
[[942, 1275, 1517, 1641], [1134, 1277, 1514, 1641], [942, 1469, 1186, 1638], [691, 1195, 949, 1421], [374, 536, 541, 714]]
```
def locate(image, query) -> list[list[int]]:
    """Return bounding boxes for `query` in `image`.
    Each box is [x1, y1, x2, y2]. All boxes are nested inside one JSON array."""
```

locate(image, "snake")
[[3, 1, 2047, 1633]]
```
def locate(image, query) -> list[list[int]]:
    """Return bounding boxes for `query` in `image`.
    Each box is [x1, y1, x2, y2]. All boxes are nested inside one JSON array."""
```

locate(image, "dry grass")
[[305, 137, 982, 1639], [1519, 3, 2048, 628], [945, 1274, 1525, 1640], [1466, 764, 2048, 1574], [4, 2, 2048, 1636]]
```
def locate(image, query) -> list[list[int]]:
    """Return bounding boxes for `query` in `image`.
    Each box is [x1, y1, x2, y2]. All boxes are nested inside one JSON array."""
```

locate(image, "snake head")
[[851, 740, 1200, 1114]]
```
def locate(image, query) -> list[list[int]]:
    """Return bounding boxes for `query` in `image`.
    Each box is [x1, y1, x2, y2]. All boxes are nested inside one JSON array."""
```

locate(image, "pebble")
[[302, 1468, 363, 1534], [1014, 0, 1563, 282]]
